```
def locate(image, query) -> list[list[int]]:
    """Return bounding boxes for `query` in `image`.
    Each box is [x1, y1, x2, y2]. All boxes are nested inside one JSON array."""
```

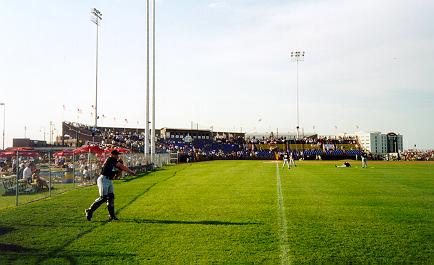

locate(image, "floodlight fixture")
[[90, 8, 102, 141], [290, 50, 306, 139]]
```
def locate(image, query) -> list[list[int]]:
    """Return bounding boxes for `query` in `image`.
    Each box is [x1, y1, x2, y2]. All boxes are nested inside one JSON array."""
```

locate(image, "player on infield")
[[289, 152, 296, 168], [282, 152, 290, 169], [361, 153, 368, 168], [85, 150, 136, 221]]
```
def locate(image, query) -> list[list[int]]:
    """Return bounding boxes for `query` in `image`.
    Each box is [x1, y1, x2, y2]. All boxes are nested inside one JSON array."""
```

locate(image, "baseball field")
[[0, 160, 433, 264]]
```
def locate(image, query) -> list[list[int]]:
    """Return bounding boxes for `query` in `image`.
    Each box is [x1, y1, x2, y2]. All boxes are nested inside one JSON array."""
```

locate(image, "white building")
[[355, 131, 403, 155]]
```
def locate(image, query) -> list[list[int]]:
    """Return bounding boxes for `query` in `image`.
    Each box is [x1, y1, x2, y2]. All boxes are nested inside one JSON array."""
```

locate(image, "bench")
[[0, 176, 30, 195]]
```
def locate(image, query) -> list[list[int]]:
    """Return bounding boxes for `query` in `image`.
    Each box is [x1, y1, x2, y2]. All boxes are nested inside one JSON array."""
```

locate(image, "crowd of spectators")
[[100, 129, 145, 152], [400, 150, 434, 161], [62, 122, 364, 162]]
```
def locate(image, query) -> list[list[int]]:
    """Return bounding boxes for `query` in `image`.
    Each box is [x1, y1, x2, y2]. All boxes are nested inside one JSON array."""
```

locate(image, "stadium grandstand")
[[60, 122, 363, 162]]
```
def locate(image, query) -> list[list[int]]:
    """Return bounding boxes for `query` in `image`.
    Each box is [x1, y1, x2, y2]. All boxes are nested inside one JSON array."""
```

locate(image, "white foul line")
[[276, 162, 290, 264]]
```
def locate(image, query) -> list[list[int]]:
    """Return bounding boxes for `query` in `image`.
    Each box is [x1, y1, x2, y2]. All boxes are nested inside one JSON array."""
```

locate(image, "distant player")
[[361, 153, 368, 168], [289, 153, 296, 168], [336, 162, 351, 168], [85, 150, 136, 221], [282, 152, 289, 169]]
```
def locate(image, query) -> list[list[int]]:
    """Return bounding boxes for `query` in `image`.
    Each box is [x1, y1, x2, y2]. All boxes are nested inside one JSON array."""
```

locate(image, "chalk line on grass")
[[276, 163, 291, 265]]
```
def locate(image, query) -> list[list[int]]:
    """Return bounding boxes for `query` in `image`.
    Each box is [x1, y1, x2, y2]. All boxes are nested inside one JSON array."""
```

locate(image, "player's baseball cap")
[[111, 150, 120, 155]]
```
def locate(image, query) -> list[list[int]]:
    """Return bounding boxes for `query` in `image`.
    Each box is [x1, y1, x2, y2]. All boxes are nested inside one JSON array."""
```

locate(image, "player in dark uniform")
[[282, 152, 289, 169], [335, 161, 351, 168], [85, 150, 136, 221]]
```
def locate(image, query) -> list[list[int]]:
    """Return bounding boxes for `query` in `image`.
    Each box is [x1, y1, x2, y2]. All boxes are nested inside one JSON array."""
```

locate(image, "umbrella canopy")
[[5, 147, 34, 152], [73, 145, 104, 155], [104, 147, 130, 154], [19, 151, 39, 157], [54, 150, 74, 157], [0, 151, 14, 158], [0, 151, 39, 158]]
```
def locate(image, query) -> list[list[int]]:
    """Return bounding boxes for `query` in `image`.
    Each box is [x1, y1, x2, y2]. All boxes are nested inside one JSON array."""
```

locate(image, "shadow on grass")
[[120, 167, 168, 182], [120, 218, 261, 226], [0, 243, 32, 252], [120, 173, 149, 183], [1, 249, 136, 265], [0, 226, 16, 235], [0, 222, 89, 229], [29, 166, 186, 264]]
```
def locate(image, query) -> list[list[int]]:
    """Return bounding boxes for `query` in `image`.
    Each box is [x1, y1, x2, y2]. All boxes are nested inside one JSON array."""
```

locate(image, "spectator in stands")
[[22, 163, 33, 184], [12, 158, 17, 172], [0, 160, 6, 173], [32, 169, 49, 190], [82, 166, 90, 181]]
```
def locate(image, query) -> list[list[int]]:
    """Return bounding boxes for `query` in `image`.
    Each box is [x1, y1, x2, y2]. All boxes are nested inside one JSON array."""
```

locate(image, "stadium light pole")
[[151, 0, 156, 163], [0, 102, 5, 150], [91, 8, 102, 143], [290, 51, 305, 139], [145, 0, 150, 160], [49, 121, 53, 145]]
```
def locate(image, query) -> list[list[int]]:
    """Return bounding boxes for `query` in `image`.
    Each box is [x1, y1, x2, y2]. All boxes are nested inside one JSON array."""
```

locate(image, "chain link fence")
[[0, 151, 170, 209]]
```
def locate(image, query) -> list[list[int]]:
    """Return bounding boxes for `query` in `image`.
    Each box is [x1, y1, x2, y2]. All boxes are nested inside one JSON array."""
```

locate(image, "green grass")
[[0, 160, 433, 264], [0, 183, 84, 210]]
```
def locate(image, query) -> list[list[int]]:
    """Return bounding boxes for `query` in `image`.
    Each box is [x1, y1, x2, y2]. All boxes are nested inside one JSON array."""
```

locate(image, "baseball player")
[[282, 152, 290, 169], [289, 152, 296, 168], [85, 150, 136, 221], [361, 153, 368, 168]]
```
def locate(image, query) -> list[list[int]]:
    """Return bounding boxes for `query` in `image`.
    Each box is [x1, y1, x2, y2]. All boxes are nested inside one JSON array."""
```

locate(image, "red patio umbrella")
[[0, 151, 39, 158], [54, 150, 74, 157], [73, 145, 104, 155], [104, 147, 130, 154], [17, 151, 39, 157], [5, 147, 34, 152], [0, 151, 14, 158]]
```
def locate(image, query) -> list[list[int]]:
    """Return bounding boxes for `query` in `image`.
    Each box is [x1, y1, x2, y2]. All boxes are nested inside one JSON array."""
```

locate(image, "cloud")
[[208, 0, 230, 9]]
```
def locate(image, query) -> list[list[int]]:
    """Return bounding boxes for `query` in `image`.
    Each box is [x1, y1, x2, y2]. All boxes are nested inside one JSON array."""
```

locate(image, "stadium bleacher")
[[62, 122, 363, 161]]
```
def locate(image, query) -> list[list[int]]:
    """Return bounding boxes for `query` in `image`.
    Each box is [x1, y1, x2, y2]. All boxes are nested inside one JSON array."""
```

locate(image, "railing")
[[0, 151, 170, 210]]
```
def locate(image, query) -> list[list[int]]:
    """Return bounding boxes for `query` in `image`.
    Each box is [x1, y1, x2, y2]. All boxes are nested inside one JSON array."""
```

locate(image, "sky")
[[0, 0, 433, 149]]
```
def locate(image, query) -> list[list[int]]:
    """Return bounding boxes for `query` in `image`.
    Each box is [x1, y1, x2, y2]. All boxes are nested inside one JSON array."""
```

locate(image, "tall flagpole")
[[145, 0, 150, 160], [151, 0, 156, 163]]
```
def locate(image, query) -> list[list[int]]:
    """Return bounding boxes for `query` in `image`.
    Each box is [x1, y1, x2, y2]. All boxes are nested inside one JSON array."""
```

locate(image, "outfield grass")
[[0, 183, 88, 210], [0, 161, 433, 264]]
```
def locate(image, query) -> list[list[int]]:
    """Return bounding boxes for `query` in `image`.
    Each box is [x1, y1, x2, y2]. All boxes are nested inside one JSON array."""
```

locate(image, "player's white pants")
[[362, 159, 368, 168], [289, 158, 295, 167], [282, 159, 289, 168], [97, 175, 114, 197]]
